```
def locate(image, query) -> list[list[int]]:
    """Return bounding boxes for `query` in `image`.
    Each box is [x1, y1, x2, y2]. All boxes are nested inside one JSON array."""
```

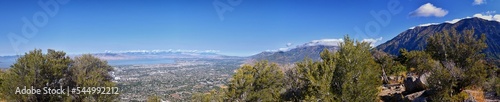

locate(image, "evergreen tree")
[[225, 60, 284, 101], [398, 49, 434, 74], [0, 49, 71, 101], [0, 49, 118, 102], [426, 29, 487, 88], [332, 35, 382, 102], [295, 49, 336, 101], [373, 50, 406, 84], [425, 29, 488, 101], [225, 65, 255, 101], [68, 54, 117, 101]]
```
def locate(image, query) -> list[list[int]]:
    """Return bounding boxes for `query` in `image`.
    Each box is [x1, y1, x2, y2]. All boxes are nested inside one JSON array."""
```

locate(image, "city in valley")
[[113, 58, 244, 101]]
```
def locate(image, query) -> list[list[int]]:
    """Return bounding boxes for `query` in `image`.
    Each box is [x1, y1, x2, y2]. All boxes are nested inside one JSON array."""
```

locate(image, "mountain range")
[[251, 17, 500, 64], [250, 45, 339, 64], [376, 17, 500, 59]]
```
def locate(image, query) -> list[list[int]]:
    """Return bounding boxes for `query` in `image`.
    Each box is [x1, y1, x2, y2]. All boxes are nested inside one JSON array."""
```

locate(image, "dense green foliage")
[[0, 49, 117, 102]]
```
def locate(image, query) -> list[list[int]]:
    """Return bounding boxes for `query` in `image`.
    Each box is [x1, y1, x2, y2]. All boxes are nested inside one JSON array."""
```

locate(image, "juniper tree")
[[425, 29, 488, 101], [295, 49, 336, 101], [0, 49, 118, 102], [0, 49, 72, 101], [68, 54, 117, 101], [332, 35, 382, 102], [224, 60, 284, 102]]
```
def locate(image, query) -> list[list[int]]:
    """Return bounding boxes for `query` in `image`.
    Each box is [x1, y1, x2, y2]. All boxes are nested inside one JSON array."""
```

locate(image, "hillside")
[[376, 17, 500, 59]]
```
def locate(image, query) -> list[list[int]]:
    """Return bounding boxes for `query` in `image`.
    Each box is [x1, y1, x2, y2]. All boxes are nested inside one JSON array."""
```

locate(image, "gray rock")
[[404, 75, 420, 94], [404, 90, 427, 102], [404, 72, 431, 94]]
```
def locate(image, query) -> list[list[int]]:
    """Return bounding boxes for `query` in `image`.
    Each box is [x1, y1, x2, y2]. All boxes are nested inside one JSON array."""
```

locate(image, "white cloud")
[[362, 37, 383, 47], [303, 39, 344, 47], [409, 3, 448, 17], [286, 43, 293, 47], [473, 13, 500, 22], [303, 37, 382, 47], [445, 19, 462, 24], [278, 48, 291, 52], [473, 0, 486, 5]]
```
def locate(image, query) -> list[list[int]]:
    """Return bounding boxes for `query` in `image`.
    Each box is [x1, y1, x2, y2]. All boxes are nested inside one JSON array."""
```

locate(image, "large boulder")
[[404, 72, 431, 95], [416, 72, 430, 89], [404, 75, 421, 94]]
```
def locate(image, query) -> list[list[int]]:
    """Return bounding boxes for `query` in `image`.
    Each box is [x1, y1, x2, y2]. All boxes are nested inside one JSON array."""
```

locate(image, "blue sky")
[[0, 0, 499, 56]]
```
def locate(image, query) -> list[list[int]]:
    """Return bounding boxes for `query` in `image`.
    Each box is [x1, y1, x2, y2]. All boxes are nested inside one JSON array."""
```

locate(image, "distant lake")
[[106, 58, 175, 66], [0, 62, 12, 69], [0, 58, 16, 68]]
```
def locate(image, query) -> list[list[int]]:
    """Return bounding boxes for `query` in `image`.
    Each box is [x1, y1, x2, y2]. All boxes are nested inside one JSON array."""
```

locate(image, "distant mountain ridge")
[[250, 45, 339, 64], [376, 17, 500, 59]]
